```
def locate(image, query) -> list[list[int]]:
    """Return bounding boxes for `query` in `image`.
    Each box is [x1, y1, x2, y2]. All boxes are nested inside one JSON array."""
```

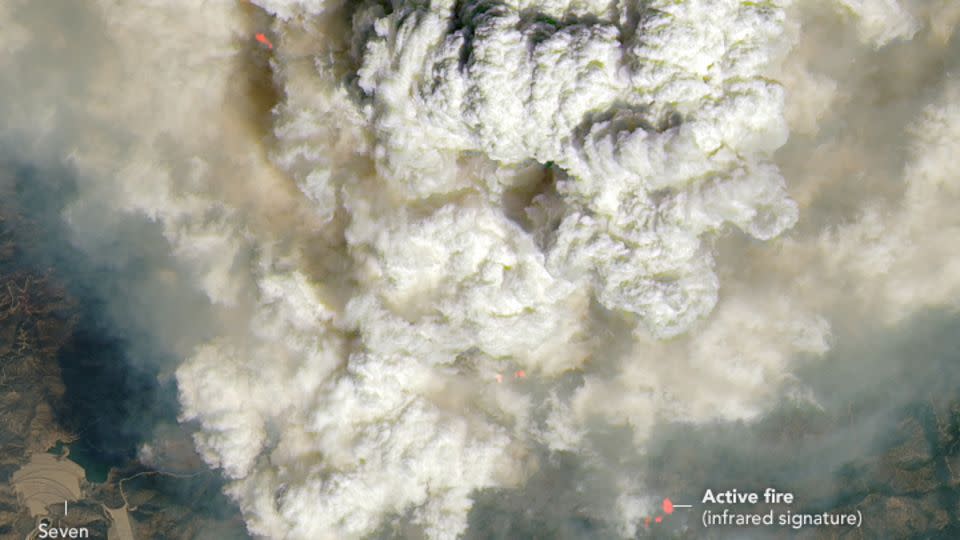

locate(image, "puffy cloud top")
[[348, 0, 800, 337]]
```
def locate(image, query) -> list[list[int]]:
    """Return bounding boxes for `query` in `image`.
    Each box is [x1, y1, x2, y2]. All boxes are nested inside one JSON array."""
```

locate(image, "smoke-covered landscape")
[[2, 0, 960, 538]]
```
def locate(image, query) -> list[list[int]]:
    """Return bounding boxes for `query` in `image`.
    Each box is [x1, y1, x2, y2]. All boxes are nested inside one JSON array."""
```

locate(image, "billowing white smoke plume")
[[242, 0, 808, 534], [6, 0, 960, 538], [349, 0, 803, 337]]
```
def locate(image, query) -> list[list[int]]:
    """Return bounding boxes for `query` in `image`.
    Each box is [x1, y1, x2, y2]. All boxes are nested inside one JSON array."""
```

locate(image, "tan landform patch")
[[11, 452, 84, 517], [104, 504, 135, 540]]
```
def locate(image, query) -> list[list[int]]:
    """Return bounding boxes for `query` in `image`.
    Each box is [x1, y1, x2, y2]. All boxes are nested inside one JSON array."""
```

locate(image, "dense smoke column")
[[183, 0, 925, 538], [8, 0, 959, 539], [166, 0, 811, 537], [349, 0, 799, 338]]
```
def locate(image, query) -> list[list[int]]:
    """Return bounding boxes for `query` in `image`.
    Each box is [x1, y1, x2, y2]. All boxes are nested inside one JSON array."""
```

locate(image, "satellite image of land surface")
[[3, 1, 960, 539]]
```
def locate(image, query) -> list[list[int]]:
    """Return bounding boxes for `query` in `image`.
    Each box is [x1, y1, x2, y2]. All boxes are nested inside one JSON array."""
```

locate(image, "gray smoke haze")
[[2, 0, 960, 538]]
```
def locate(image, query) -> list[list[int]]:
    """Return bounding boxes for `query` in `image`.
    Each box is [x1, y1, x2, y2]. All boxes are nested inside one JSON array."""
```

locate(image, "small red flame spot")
[[255, 33, 274, 49], [663, 498, 674, 515], [514, 370, 526, 378], [655, 516, 662, 524]]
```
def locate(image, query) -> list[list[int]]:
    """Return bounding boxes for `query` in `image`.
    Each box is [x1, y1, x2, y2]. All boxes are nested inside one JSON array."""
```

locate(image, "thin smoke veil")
[[1, 0, 957, 539]]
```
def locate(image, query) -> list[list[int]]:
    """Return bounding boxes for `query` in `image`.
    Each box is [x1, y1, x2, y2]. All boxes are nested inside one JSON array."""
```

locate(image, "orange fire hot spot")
[[663, 498, 674, 515], [255, 33, 273, 49]]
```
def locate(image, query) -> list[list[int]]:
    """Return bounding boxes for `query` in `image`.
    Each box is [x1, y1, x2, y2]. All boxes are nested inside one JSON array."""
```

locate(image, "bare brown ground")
[[10, 452, 83, 517]]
